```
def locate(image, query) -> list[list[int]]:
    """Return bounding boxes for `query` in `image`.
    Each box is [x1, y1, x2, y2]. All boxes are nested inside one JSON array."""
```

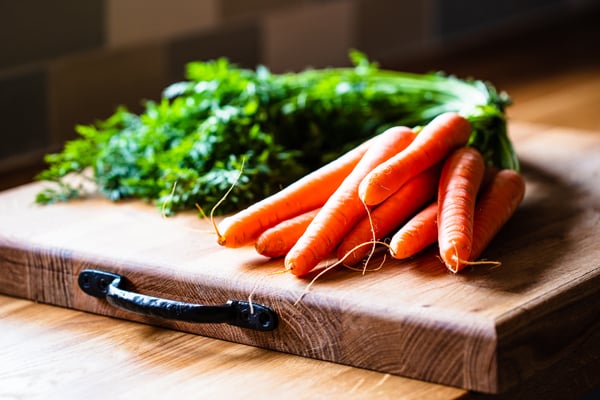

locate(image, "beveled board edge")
[[0, 239, 500, 393]]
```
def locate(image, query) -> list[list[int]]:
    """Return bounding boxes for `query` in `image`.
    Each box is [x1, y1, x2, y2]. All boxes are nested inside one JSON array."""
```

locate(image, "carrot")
[[359, 112, 471, 206], [285, 126, 417, 276], [255, 208, 320, 258], [469, 169, 525, 262], [336, 166, 439, 266], [389, 201, 438, 260], [216, 138, 372, 248], [437, 146, 486, 273]]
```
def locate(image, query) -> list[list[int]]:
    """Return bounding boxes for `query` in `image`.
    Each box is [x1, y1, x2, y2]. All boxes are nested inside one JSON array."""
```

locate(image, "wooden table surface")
[[2, 10, 600, 400]]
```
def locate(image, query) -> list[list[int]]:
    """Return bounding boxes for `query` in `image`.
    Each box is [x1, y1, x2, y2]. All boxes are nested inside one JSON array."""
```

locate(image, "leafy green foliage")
[[36, 51, 516, 215]]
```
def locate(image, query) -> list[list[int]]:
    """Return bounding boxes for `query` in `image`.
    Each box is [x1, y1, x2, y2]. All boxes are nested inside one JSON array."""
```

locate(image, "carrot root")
[[389, 201, 438, 260], [437, 146, 486, 272], [469, 168, 526, 262], [255, 208, 320, 258], [216, 138, 373, 248], [285, 126, 417, 276], [337, 166, 439, 266], [215, 113, 523, 278], [359, 112, 472, 206]]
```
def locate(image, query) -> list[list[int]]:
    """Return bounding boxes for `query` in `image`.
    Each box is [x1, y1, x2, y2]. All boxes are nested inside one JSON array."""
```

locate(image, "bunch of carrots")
[[215, 112, 525, 276]]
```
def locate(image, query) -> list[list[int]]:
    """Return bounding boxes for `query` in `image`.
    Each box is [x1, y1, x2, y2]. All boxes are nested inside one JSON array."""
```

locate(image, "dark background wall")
[[1, 0, 597, 185]]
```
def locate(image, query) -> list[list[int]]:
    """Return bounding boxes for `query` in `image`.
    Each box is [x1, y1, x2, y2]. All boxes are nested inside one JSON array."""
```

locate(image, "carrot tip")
[[284, 261, 295, 273], [442, 255, 502, 273], [269, 268, 291, 276]]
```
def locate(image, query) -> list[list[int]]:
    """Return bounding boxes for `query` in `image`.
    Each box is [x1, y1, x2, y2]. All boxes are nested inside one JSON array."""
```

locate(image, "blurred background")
[[1, 0, 599, 190]]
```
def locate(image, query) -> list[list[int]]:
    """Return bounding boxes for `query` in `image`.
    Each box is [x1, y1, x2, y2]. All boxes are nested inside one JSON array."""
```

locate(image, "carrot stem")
[[216, 138, 372, 247], [337, 166, 439, 266]]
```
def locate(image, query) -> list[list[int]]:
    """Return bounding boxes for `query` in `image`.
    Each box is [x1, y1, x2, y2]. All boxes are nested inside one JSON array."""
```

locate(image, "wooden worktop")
[[0, 294, 469, 400], [2, 120, 599, 400], [2, 12, 600, 400]]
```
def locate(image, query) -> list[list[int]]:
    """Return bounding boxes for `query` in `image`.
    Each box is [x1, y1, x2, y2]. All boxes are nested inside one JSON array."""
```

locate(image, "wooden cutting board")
[[1, 121, 599, 394]]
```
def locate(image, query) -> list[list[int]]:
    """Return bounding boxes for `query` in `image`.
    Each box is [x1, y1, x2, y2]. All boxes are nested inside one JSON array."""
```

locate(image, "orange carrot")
[[469, 169, 525, 262], [359, 112, 472, 206], [255, 208, 320, 258], [437, 146, 486, 273], [389, 201, 438, 260], [216, 138, 372, 248], [336, 166, 439, 266], [285, 126, 417, 276]]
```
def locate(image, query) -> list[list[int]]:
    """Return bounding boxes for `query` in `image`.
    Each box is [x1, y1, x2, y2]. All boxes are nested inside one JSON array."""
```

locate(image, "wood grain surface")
[[2, 9, 600, 398], [1, 121, 599, 395], [0, 294, 467, 400]]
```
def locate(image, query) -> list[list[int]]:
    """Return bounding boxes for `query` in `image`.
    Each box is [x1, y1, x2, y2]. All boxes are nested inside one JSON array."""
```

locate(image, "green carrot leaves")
[[36, 51, 517, 215]]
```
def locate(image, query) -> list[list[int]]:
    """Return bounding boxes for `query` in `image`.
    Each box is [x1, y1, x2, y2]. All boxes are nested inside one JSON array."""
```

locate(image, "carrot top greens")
[[36, 51, 516, 215]]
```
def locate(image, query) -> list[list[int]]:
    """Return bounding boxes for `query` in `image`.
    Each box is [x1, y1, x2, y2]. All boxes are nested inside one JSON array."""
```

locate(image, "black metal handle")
[[78, 269, 278, 332]]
